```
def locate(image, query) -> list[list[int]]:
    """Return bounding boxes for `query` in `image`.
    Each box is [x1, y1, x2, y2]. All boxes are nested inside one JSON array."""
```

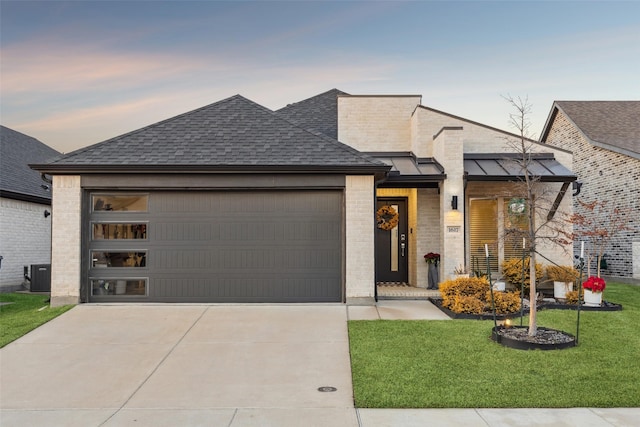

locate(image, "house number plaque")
[[447, 226, 461, 233]]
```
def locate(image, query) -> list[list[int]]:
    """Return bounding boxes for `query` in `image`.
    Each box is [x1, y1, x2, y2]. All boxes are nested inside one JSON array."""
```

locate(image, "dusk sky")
[[2, 1, 639, 154]]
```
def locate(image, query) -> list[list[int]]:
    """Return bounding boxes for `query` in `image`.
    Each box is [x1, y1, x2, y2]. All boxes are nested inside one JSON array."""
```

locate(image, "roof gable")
[[36, 95, 386, 173], [542, 101, 640, 157], [0, 125, 60, 202], [276, 89, 348, 139]]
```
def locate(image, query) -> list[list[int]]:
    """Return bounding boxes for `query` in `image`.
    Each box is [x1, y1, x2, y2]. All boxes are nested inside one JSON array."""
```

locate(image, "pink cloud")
[[1, 38, 213, 95]]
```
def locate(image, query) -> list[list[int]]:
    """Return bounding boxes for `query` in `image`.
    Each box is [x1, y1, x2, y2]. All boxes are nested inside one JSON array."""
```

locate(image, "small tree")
[[566, 199, 632, 278], [501, 96, 573, 336]]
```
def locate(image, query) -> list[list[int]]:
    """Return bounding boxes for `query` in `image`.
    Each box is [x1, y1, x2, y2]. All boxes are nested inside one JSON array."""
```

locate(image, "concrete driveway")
[[2, 302, 637, 426], [0, 304, 357, 426]]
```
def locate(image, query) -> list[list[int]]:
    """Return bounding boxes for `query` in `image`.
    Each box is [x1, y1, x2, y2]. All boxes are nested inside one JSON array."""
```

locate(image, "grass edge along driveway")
[[0, 293, 74, 348], [348, 283, 640, 408]]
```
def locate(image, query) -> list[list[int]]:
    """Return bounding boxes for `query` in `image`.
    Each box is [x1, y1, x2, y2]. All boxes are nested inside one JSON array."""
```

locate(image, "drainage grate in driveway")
[[317, 386, 337, 392]]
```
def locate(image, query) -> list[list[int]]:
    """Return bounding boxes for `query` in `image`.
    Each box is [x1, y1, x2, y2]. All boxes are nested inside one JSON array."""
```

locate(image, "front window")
[[503, 198, 529, 261], [469, 198, 498, 273], [469, 197, 530, 276]]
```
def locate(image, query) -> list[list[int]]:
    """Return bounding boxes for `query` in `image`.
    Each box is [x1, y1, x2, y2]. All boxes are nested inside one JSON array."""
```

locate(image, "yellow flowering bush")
[[440, 277, 489, 312], [500, 257, 543, 293], [450, 295, 486, 314], [440, 277, 488, 299], [565, 290, 579, 305], [439, 276, 521, 314], [486, 290, 521, 314]]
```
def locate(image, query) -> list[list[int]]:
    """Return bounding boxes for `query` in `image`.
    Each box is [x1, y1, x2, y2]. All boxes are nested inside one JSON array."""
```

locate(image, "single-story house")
[[1, 126, 60, 291], [540, 101, 640, 280], [31, 90, 577, 306]]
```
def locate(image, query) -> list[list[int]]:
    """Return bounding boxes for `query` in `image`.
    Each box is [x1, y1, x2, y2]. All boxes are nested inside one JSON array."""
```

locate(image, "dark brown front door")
[[375, 198, 408, 284]]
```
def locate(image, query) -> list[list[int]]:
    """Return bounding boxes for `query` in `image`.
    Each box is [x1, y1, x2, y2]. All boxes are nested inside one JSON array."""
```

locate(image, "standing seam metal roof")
[[463, 153, 575, 182]]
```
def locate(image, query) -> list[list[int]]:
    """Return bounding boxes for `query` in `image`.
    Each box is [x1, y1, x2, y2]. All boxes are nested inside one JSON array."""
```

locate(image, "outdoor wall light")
[[451, 195, 458, 210], [44, 210, 51, 218], [572, 181, 582, 196]]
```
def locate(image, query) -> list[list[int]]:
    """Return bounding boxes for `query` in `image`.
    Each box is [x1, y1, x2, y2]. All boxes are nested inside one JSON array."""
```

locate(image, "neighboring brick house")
[[540, 101, 640, 281], [31, 90, 576, 306], [0, 126, 61, 291]]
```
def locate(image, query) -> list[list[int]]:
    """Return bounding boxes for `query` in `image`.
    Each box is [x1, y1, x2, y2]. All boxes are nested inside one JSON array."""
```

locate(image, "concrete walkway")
[[0, 301, 637, 426]]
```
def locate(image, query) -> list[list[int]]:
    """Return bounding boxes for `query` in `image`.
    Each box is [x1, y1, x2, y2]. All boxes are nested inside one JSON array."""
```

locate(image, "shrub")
[[439, 277, 519, 314], [565, 290, 579, 305], [440, 276, 490, 311], [501, 257, 543, 293], [450, 295, 486, 314], [546, 265, 579, 283], [486, 290, 521, 314]]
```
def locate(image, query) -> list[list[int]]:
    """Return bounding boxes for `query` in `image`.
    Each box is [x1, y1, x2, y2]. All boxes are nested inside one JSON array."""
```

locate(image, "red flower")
[[582, 276, 606, 293], [424, 252, 440, 264]]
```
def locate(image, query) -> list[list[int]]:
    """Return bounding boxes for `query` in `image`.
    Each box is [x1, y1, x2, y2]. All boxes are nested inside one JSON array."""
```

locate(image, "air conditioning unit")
[[30, 264, 51, 292]]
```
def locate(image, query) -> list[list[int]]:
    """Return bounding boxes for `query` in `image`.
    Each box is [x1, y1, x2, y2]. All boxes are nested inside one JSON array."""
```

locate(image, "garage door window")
[[93, 224, 147, 240], [91, 279, 146, 296], [89, 193, 150, 300], [92, 195, 148, 212], [92, 251, 147, 268]]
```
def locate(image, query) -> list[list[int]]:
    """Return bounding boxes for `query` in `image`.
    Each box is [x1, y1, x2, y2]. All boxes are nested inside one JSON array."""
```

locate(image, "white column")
[[433, 128, 466, 281], [345, 175, 376, 304], [50, 176, 82, 306]]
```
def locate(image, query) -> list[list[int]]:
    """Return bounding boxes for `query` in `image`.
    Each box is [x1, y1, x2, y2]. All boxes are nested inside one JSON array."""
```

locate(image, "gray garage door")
[[89, 190, 343, 303]]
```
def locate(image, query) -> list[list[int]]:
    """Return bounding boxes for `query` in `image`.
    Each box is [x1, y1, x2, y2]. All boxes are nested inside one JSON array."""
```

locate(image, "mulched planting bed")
[[491, 325, 576, 350], [428, 297, 527, 320], [539, 299, 623, 311], [429, 296, 622, 320]]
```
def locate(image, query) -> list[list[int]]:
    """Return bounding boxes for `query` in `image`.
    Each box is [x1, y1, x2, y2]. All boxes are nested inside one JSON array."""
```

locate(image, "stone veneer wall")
[[50, 176, 82, 306], [0, 198, 52, 290], [544, 111, 640, 278], [345, 175, 376, 303]]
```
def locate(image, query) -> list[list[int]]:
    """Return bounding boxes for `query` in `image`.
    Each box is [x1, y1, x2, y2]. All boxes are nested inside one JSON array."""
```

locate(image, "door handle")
[[401, 243, 405, 257]]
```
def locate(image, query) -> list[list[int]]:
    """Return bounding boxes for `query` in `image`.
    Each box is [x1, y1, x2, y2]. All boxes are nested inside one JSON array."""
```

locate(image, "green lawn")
[[0, 293, 74, 348], [348, 283, 640, 408]]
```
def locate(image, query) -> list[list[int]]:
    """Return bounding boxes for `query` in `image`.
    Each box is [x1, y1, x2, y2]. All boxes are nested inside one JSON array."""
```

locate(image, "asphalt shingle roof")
[[553, 101, 640, 156], [276, 89, 348, 139], [36, 95, 385, 173], [0, 126, 60, 202]]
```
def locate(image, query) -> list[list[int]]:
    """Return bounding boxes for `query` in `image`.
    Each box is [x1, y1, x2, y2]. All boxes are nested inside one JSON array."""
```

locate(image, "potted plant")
[[452, 264, 469, 279], [582, 276, 606, 307], [424, 252, 440, 289], [546, 265, 579, 300], [566, 199, 631, 309], [492, 277, 506, 292]]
